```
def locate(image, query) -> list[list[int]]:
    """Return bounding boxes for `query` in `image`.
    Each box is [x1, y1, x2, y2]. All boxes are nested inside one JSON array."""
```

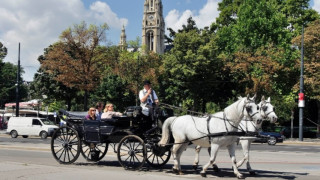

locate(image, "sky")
[[0, 0, 319, 81]]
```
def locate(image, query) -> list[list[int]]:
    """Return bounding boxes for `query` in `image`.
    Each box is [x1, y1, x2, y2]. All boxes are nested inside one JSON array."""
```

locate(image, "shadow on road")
[[71, 161, 309, 179]]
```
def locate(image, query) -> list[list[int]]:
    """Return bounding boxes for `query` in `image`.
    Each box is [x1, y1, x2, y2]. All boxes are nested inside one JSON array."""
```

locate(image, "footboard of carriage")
[[50, 108, 172, 170]]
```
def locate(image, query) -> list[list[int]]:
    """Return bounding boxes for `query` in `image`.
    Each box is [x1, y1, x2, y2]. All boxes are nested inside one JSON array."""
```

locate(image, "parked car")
[[253, 131, 285, 145], [6, 117, 58, 139]]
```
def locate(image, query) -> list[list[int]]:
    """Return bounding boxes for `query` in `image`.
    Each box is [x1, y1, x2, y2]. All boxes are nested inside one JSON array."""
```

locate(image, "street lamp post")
[[15, 43, 21, 117], [298, 24, 305, 141]]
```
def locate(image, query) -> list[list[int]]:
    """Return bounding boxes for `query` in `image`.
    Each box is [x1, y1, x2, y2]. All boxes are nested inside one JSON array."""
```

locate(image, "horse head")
[[259, 96, 277, 123], [242, 94, 262, 122]]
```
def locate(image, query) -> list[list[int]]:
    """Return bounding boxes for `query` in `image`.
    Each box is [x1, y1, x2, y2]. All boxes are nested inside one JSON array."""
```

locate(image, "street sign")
[[298, 93, 305, 107], [54, 112, 57, 118]]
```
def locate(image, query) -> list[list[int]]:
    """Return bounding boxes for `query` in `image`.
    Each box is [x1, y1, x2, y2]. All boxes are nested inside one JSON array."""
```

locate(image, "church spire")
[[119, 25, 127, 50]]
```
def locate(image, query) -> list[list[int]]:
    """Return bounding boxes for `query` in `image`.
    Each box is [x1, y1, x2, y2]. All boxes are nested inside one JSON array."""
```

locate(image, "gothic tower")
[[119, 25, 127, 50], [142, 0, 165, 54]]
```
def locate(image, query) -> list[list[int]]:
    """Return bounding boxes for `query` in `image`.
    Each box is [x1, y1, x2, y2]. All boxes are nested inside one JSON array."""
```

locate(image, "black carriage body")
[[52, 107, 172, 168], [79, 106, 151, 144]]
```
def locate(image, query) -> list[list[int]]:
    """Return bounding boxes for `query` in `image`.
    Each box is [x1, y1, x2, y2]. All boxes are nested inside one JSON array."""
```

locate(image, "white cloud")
[[313, 0, 320, 14], [165, 0, 220, 32], [0, 0, 127, 81]]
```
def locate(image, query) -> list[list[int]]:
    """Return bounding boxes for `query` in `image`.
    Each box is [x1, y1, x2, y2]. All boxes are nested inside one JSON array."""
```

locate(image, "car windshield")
[[41, 119, 55, 125]]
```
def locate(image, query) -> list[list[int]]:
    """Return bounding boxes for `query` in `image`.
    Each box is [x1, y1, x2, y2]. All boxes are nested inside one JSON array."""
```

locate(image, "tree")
[[0, 42, 7, 60], [281, 0, 319, 35], [41, 21, 109, 110], [214, 0, 301, 123], [127, 37, 141, 52], [114, 50, 163, 105], [163, 18, 225, 112]]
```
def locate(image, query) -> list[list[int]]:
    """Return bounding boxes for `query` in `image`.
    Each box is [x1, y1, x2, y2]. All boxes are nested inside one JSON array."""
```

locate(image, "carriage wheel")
[[145, 136, 171, 168], [117, 135, 146, 170], [80, 142, 108, 162], [51, 127, 80, 164]]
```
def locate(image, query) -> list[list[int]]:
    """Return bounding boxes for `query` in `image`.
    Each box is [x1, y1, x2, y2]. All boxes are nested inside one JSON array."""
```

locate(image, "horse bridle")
[[260, 102, 275, 119], [243, 100, 260, 121]]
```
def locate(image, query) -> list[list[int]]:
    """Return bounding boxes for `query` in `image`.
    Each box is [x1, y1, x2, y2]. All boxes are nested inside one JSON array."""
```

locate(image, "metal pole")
[[299, 25, 304, 141], [15, 43, 20, 117]]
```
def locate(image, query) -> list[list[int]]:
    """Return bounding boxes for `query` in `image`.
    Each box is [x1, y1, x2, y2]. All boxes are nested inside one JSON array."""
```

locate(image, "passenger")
[[95, 102, 104, 121], [139, 80, 159, 122], [101, 103, 123, 119], [85, 107, 97, 120]]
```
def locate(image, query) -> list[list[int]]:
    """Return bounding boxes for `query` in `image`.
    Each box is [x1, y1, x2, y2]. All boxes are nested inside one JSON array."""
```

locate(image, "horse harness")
[[206, 99, 260, 144]]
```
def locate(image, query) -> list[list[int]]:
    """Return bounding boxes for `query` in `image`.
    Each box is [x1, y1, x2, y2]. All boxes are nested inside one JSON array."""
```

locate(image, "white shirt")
[[139, 88, 158, 115]]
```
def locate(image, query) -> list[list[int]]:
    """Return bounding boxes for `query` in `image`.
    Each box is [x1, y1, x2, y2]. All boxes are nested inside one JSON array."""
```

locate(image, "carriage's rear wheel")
[[146, 143, 171, 168], [80, 142, 108, 162], [51, 127, 80, 164], [117, 135, 146, 170]]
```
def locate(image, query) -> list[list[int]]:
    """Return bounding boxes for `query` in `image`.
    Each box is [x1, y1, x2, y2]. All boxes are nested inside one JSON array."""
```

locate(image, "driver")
[[139, 80, 159, 123]]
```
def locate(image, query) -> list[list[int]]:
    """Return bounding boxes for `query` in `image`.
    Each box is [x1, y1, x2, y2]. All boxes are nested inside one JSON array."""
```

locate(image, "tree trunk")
[[84, 90, 88, 111], [67, 98, 71, 111]]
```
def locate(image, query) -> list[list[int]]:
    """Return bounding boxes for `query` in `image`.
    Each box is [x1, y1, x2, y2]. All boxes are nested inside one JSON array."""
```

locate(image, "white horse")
[[159, 95, 262, 178], [192, 96, 277, 175]]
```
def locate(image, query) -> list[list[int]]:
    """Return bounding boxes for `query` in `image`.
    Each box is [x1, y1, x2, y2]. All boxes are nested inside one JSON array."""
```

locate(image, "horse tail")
[[158, 116, 176, 146]]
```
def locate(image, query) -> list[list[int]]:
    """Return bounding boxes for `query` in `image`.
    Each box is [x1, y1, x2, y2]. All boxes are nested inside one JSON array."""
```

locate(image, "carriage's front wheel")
[[117, 135, 146, 170], [51, 127, 80, 164], [80, 142, 108, 162]]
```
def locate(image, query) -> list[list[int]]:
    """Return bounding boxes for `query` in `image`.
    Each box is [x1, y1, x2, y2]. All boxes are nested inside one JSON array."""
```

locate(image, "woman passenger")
[[101, 103, 123, 119], [85, 107, 97, 120]]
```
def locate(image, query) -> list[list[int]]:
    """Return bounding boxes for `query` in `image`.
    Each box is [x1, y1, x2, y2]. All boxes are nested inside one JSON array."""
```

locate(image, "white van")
[[6, 117, 59, 139]]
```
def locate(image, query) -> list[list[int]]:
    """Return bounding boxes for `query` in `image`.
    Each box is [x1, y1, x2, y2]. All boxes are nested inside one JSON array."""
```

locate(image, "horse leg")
[[193, 145, 201, 171], [207, 147, 220, 172], [172, 142, 188, 175], [245, 141, 255, 175], [236, 139, 248, 168], [228, 143, 244, 179], [200, 144, 219, 177]]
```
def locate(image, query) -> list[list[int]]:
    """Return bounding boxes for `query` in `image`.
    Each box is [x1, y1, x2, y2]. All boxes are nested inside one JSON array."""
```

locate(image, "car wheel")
[[11, 130, 18, 138], [40, 131, 48, 139], [22, 135, 28, 138], [267, 136, 277, 145]]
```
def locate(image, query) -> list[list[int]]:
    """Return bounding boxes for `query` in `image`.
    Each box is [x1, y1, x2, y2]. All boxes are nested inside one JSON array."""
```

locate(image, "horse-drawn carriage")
[[50, 106, 173, 170]]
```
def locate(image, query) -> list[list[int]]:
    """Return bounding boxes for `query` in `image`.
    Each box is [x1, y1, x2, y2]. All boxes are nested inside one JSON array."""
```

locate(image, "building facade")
[[141, 0, 165, 54]]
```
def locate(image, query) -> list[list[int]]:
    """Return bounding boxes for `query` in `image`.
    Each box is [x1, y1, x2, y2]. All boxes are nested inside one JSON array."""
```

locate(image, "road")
[[0, 134, 320, 179]]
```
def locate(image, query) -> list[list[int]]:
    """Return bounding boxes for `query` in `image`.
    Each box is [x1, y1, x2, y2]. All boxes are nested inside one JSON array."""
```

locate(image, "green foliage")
[[48, 100, 66, 112], [0, 42, 7, 60], [90, 73, 135, 111], [0, 43, 27, 108], [163, 17, 230, 112]]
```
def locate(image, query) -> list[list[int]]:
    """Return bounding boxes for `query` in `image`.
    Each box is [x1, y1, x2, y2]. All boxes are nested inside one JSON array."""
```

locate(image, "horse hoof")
[[237, 174, 244, 179], [172, 168, 178, 174], [249, 171, 256, 175], [200, 172, 207, 177], [213, 165, 220, 172], [192, 165, 198, 171]]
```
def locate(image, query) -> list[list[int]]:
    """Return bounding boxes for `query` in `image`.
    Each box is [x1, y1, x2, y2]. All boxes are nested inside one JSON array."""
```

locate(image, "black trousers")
[[146, 104, 158, 123]]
